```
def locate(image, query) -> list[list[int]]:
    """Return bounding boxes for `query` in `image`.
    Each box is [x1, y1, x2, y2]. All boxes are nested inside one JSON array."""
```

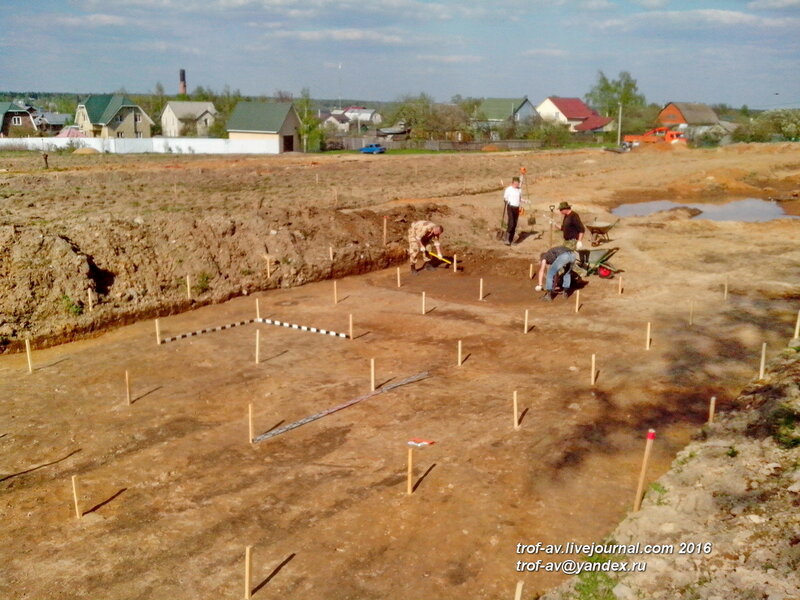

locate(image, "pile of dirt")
[[539, 346, 800, 600]]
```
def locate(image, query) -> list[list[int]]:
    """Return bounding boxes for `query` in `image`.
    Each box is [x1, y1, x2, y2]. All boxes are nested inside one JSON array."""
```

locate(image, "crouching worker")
[[535, 246, 578, 301], [408, 221, 444, 275]]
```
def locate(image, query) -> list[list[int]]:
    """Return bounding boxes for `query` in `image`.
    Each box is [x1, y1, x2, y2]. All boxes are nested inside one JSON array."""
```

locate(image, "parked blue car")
[[359, 143, 386, 154]]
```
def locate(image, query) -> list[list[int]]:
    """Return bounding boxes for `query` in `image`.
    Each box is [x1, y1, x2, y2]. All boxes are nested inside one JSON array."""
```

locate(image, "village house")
[[160, 101, 218, 137], [473, 97, 538, 137], [74, 94, 154, 138], [657, 102, 719, 127], [226, 101, 300, 152], [536, 97, 615, 133], [0, 102, 37, 137]]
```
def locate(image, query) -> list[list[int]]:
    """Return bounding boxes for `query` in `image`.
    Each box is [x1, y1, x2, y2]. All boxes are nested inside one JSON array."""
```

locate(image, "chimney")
[[179, 69, 186, 95]]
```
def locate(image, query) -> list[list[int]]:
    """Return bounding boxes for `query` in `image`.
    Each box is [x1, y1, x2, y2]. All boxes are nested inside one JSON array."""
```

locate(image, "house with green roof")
[[0, 102, 37, 137], [75, 94, 154, 139], [226, 101, 300, 153], [472, 97, 539, 136]]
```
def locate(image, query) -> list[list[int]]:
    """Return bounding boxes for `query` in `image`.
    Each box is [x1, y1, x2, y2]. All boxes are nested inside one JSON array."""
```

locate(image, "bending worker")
[[534, 246, 579, 301], [555, 201, 585, 250], [408, 220, 444, 275]]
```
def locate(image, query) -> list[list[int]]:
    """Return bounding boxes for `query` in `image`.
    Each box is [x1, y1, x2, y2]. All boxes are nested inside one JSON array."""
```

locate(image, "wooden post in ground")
[[266, 256, 272, 279], [329, 246, 334, 261], [513, 391, 519, 430], [590, 353, 596, 386], [457, 340, 462, 367], [244, 545, 253, 599], [646, 322, 651, 350], [575, 289, 580, 313], [370, 358, 376, 392], [453, 254, 457, 273], [25, 338, 33, 374], [125, 370, 131, 405], [618, 275, 623, 295], [794, 309, 800, 339], [529, 263, 534, 279], [407, 447, 414, 495], [421, 292, 426, 315], [759, 342, 767, 380], [186, 274, 191, 300], [524, 309, 529, 334], [514, 581, 524, 600], [479, 278, 484, 301], [396, 267, 401, 288], [255, 298, 260, 320], [348, 314, 353, 341], [333, 281, 338, 305], [689, 301, 694, 326], [248, 404, 254, 444], [71, 475, 81, 519], [633, 429, 656, 512], [87, 288, 93, 312], [155, 319, 161, 345], [383, 216, 388, 246], [723, 276, 729, 301], [255, 330, 260, 364], [708, 396, 716, 424]]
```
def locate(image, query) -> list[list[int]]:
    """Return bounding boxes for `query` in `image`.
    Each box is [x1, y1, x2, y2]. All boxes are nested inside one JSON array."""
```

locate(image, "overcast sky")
[[2, 0, 799, 110]]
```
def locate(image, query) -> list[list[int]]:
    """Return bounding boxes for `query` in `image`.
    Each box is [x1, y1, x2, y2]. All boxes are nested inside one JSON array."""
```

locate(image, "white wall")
[[0, 136, 282, 154]]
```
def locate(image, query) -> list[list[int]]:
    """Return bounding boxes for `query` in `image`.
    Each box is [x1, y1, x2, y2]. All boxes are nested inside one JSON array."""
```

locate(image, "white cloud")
[[415, 54, 483, 63], [272, 28, 405, 44], [522, 48, 568, 57], [597, 9, 797, 31], [129, 40, 204, 55], [631, 0, 668, 8], [580, 0, 615, 9], [747, 0, 800, 8], [55, 13, 128, 27]]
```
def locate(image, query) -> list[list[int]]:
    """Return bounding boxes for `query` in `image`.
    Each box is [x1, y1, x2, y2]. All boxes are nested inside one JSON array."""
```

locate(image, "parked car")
[[359, 143, 386, 154]]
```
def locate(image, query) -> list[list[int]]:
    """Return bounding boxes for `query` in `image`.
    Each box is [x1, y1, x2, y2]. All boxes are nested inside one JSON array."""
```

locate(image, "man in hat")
[[502, 176, 529, 245], [534, 246, 579, 301], [555, 201, 585, 250], [408, 220, 444, 275]]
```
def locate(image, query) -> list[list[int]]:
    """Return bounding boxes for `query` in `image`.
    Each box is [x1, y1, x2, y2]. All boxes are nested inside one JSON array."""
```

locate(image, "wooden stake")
[[407, 447, 413, 495], [71, 475, 81, 519], [794, 309, 800, 339], [348, 313, 353, 341], [590, 353, 596, 386], [333, 280, 338, 305], [155, 319, 161, 345], [759, 342, 767, 380], [574, 289, 580, 313], [125, 370, 131, 405], [383, 216, 388, 246], [266, 256, 272, 279], [689, 301, 694, 326], [645, 322, 651, 350], [248, 404, 254, 444], [25, 338, 33, 374], [370, 358, 376, 392], [524, 309, 529, 334], [255, 330, 260, 364], [633, 429, 656, 512], [514, 580, 524, 600], [453, 254, 457, 273], [708, 396, 716, 424], [255, 298, 260, 320], [329, 246, 334, 261], [723, 276, 729, 301], [244, 545, 253, 599], [529, 263, 533, 279], [457, 340, 462, 367], [618, 275, 623, 295], [513, 391, 519, 430], [186, 274, 191, 300], [421, 291, 426, 315], [479, 278, 484, 301], [87, 288, 93, 312], [396, 267, 401, 288]]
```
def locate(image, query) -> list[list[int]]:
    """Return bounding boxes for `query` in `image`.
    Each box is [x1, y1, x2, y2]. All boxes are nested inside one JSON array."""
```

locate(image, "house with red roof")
[[535, 97, 615, 133]]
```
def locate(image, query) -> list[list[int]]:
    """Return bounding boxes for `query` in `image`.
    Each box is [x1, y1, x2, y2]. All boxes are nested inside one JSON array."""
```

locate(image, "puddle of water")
[[612, 198, 796, 222]]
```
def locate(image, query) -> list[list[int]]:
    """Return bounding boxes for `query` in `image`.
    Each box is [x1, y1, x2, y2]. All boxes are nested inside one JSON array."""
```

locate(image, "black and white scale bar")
[[256, 318, 348, 339], [160, 319, 257, 344]]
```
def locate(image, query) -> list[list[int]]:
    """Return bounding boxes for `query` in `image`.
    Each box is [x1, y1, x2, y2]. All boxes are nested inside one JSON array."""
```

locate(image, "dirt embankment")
[[540, 346, 800, 600]]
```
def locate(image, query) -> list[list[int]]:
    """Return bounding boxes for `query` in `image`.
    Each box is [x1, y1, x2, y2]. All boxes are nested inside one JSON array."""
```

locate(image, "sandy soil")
[[1, 143, 799, 599]]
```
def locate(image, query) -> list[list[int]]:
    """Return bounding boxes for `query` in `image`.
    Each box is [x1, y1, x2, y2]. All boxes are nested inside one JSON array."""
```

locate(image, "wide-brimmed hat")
[[558, 201, 571, 210]]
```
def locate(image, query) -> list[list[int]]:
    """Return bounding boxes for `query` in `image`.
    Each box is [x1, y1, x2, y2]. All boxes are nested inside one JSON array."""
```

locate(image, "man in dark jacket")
[[556, 201, 585, 250]]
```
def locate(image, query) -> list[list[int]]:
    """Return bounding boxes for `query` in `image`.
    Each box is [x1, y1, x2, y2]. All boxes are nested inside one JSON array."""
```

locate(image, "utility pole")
[[616, 102, 623, 146]]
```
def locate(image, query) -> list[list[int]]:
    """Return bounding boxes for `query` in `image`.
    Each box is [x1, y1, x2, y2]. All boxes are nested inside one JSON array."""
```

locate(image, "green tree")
[[585, 70, 646, 117], [296, 88, 322, 152], [387, 93, 437, 139]]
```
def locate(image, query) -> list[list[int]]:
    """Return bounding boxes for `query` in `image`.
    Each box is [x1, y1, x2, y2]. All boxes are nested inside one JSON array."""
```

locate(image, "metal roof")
[[227, 101, 296, 133]]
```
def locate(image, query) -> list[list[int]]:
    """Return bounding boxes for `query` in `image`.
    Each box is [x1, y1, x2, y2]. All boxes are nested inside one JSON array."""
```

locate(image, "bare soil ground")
[[1, 144, 799, 599]]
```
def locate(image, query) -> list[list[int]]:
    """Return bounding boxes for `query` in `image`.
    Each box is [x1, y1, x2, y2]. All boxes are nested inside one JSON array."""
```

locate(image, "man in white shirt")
[[502, 176, 528, 245]]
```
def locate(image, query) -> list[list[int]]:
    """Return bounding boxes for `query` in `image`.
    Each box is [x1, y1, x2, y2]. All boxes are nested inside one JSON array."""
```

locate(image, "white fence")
[[0, 136, 281, 155]]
